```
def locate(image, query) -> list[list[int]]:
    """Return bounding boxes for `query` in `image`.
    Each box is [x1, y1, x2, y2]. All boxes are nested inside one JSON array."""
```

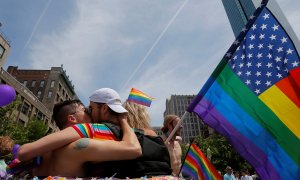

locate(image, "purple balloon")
[[0, 84, 16, 107], [12, 144, 20, 159]]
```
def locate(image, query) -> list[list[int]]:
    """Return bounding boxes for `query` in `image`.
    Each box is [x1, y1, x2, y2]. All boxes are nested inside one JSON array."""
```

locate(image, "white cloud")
[[277, 0, 300, 39], [13, 0, 300, 127]]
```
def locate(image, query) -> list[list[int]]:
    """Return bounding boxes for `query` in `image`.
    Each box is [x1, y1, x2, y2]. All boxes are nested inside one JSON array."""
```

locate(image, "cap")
[[89, 88, 127, 113]]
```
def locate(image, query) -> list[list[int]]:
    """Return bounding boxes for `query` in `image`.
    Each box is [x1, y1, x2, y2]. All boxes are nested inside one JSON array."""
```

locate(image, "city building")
[[222, 0, 300, 54], [0, 30, 57, 130], [0, 28, 10, 68], [164, 95, 210, 144], [7, 65, 78, 112], [0, 68, 55, 131], [221, 0, 256, 37], [1, 64, 78, 132]]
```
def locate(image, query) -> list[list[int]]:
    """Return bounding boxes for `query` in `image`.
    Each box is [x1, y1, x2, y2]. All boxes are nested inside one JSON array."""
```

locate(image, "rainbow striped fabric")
[[181, 143, 222, 180], [72, 123, 117, 140], [187, 0, 300, 179], [127, 88, 154, 107]]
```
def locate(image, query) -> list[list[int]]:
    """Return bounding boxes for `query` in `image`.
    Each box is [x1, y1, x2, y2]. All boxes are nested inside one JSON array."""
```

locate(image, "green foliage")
[[180, 143, 190, 162], [181, 132, 252, 174], [0, 97, 26, 144], [0, 98, 48, 145], [4, 123, 28, 145], [26, 118, 48, 142]]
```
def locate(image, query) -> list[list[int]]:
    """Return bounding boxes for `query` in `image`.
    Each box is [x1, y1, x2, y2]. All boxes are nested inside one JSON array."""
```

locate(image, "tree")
[[180, 132, 252, 173], [0, 97, 28, 144], [197, 133, 252, 172], [0, 97, 48, 144], [26, 118, 48, 142], [180, 143, 190, 162]]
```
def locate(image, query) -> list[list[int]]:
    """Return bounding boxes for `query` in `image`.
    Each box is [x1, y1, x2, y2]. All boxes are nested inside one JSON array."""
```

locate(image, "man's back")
[[33, 142, 86, 177], [32, 121, 142, 177]]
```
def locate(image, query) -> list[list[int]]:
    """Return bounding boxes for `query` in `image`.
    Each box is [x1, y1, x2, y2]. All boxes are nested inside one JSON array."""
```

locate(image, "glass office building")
[[222, 0, 300, 52], [221, 0, 256, 37]]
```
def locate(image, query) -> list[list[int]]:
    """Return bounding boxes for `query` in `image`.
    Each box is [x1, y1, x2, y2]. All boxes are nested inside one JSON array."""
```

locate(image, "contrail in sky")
[[23, 0, 52, 50], [120, 0, 189, 91]]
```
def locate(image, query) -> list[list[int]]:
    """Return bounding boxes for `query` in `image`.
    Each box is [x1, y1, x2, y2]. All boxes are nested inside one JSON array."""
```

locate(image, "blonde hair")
[[0, 136, 14, 156], [123, 101, 151, 129]]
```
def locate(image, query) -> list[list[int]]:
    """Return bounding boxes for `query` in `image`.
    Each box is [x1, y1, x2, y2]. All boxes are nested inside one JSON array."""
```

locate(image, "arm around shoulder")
[[76, 118, 142, 162], [119, 118, 142, 158], [17, 127, 81, 161]]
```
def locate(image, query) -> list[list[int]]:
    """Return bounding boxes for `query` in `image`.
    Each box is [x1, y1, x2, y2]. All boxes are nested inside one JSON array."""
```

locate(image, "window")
[[18, 119, 25, 126], [40, 80, 45, 87], [23, 80, 27, 86], [37, 91, 42, 98], [31, 80, 36, 87], [50, 80, 55, 88], [21, 102, 30, 115], [0, 45, 4, 58], [48, 91, 52, 98], [36, 111, 44, 120]]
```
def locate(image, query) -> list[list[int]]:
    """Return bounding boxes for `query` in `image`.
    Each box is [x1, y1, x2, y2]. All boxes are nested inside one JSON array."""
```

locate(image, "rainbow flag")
[[181, 143, 222, 180], [187, 0, 300, 179], [127, 88, 154, 107]]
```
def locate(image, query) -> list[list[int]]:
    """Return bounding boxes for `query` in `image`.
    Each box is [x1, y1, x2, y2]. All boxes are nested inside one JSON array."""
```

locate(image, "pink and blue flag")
[[187, 0, 300, 179]]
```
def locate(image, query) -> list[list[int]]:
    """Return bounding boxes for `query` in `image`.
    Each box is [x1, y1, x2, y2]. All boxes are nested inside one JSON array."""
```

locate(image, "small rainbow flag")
[[127, 88, 154, 107], [181, 143, 222, 180]]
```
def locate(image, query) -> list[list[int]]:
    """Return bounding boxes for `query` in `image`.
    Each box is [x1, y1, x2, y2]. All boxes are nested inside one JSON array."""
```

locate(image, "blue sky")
[[0, 0, 299, 126]]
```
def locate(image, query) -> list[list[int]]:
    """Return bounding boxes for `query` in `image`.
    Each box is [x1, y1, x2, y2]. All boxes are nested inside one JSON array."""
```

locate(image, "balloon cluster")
[[0, 84, 16, 107]]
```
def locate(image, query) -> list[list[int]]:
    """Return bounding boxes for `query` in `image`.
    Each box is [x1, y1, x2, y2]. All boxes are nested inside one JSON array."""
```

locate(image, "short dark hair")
[[52, 100, 82, 130]]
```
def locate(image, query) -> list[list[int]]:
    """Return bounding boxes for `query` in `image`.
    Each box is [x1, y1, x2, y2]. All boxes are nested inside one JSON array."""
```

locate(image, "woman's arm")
[[17, 127, 81, 161], [70, 118, 142, 162]]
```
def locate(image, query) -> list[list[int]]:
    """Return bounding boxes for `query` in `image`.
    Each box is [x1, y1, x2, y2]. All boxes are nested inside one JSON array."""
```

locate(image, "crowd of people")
[[223, 166, 260, 180], [0, 88, 184, 179]]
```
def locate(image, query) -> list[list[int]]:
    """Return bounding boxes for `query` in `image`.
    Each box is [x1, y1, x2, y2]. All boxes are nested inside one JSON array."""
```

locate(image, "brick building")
[[0, 65, 78, 131], [0, 26, 78, 131], [7, 66, 78, 112], [0, 69, 54, 130]]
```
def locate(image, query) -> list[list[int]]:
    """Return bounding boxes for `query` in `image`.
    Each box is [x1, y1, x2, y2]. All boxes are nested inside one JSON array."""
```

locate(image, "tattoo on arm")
[[74, 138, 89, 150]]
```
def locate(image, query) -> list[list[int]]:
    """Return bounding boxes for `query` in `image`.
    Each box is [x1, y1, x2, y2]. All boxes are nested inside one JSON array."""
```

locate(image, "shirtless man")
[[17, 100, 141, 177]]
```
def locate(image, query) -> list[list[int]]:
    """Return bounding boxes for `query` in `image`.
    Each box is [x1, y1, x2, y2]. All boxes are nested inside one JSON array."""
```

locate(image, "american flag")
[[227, 7, 300, 95]]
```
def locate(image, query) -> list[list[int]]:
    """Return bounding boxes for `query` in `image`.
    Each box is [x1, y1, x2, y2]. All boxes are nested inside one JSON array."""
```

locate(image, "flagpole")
[[165, 111, 189, 143], [177, 138, 195, 177]]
